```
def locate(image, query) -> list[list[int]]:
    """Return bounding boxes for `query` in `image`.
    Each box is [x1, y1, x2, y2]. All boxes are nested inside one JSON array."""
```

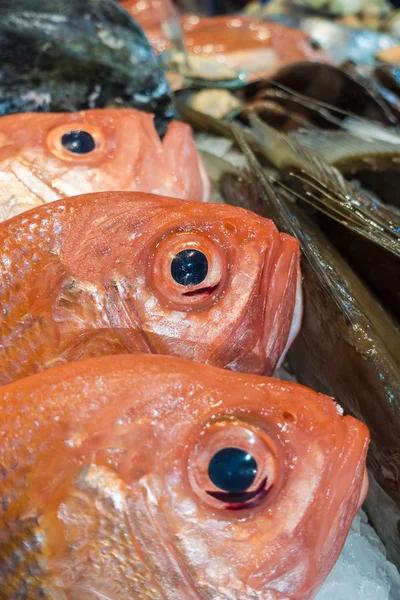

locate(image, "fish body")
[[120, 0, 183, 54], [0, 191, 302, 384], [0, 108, 210, 221], [119, 6, 326, 80], [0, 354, 370, 600], [181, 15, 327, 82], [0, 0, 174, 131]]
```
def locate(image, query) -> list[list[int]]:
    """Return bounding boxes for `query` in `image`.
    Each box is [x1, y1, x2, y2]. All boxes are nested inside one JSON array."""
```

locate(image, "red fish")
[[0, 354, 369, 599], [0, 108, 210, 221], [181, 15, 328, 82], [0, 191, 302, 384], [120, 3, 327, 80]]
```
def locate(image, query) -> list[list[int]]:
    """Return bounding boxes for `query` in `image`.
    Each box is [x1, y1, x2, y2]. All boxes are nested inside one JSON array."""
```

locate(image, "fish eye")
[[152, 232, 226, 309], [46, 122, 106, 161], [171, 249, 208, 287], [208, 447, 257, 494], [310, 38, 322, 51], [188, 421, 278, 510], [61, 130, 96, 154]]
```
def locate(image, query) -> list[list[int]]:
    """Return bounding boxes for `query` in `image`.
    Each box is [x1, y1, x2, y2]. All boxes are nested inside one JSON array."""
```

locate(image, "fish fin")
[[229, 122, 357, 321], [341, 117, 400, 145], [289, 128, 400, 166], [177, 102, 256, 147], [249, 113, 400, 257], [198, 150, 238, 182]]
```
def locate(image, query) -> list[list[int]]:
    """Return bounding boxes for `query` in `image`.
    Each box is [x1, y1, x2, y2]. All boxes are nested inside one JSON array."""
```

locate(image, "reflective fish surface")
[[0, 0, 174, 130], [0, 108, 210, 221], [120, 0, 183, 54], [0, 354, 370, 600], [119, 6, 327, 80], [0, 191, 302, 384], [180, 16, 327, 82]]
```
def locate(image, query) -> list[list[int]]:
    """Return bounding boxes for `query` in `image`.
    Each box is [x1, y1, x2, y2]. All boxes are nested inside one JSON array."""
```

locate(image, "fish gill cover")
[[0, 0, 175, 133]]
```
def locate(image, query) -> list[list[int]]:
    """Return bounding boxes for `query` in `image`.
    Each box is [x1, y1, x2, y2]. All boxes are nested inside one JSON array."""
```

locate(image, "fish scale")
[[0, 517, 47, 600], [0, 207, 66, 383]]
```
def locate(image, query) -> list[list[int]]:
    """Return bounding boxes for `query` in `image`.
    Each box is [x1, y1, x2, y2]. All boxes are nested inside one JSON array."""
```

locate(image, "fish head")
[[0, 356, 369, 599], [0, 109, 209, 220], [62, 192, 302, 375]]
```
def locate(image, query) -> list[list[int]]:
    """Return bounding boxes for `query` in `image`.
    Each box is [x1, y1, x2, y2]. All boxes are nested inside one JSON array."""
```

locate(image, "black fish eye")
[[310, 38, 321, 50], [61, 130, 96, 154], [171, 249, 208, 287], [208, 447, 258, 494]]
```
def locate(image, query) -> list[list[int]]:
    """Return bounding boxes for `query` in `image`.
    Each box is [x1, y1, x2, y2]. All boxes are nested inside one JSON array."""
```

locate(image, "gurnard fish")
[[119, 4, 327, 80], [0, 191, 302, 384], [0, 354, 370, 600], [0, 108, 210, 221], [0, 0, 174, 132]]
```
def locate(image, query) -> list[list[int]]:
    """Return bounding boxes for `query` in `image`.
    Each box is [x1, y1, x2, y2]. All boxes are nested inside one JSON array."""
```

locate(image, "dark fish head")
[[0, 0, 175, 132]]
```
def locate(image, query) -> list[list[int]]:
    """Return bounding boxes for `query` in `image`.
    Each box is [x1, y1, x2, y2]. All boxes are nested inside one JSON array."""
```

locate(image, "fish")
[[0, 190, 302, 384], [0, 0, 174, 133], [0, 108, 210, 221], [120, 0, 185, 54], [179, 15, 328, 83], [119, 8, 327, 81], [248, 115, 400, 319], [0, 353, 370, 600], [211, 124, 400, 567], [244, 62, 399, 132]]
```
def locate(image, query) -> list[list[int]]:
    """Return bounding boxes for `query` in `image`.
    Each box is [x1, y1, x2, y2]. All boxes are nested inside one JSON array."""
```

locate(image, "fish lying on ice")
[[0, 0, 175, 130], [0, 191, 302, 383], [0, 108, 210, 221], [0, 353, 370, 600]]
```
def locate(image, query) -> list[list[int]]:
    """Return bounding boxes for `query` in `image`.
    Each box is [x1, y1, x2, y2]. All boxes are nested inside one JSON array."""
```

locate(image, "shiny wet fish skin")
[[0, 191, 301, 384], [0, 108, 210, 222], [0, 354, 370, 600], [0, 0, 175, 129]]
